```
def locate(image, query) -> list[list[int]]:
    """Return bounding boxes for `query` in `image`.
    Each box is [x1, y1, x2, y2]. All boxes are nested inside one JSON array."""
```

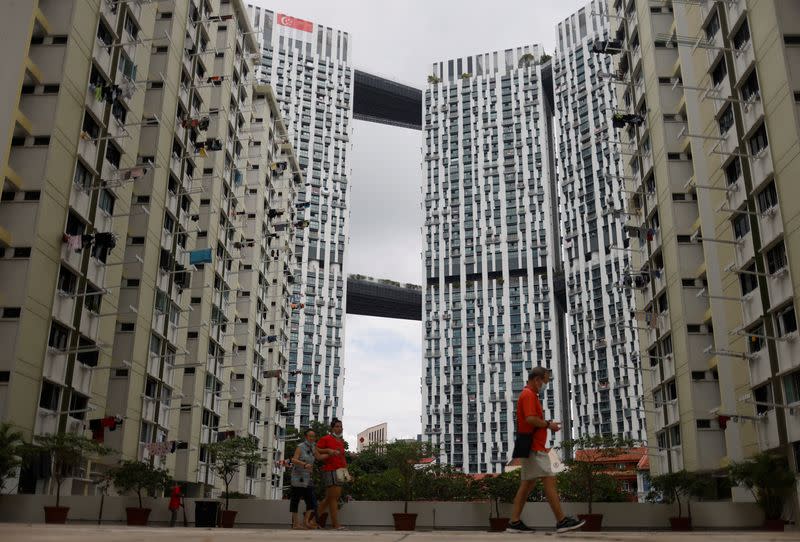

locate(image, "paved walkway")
[[0, 525, 797, 542]]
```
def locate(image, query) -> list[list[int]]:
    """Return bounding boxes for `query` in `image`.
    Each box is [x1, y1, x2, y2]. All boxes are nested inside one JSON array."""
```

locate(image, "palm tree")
[[0, 423, 24, 492], [427, 74, 441, 84]]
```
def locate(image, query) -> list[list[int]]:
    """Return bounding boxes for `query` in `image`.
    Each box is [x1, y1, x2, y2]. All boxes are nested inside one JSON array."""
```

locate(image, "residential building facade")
[[606, 0, 800, 493], [554, 0, 646, 441], [356, 421, 387, 452], [0, 0, 300, 500], [421, 46, 563, 474], [247, 4, 353, 430]]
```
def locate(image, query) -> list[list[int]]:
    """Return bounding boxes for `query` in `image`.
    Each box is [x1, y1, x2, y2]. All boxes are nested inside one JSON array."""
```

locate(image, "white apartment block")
[[554, 0, 645, 441], [0, 0, 301, 500], [356, 421, 387, 452], [247, 4, 353, 429], [422, 46, 563, 474]]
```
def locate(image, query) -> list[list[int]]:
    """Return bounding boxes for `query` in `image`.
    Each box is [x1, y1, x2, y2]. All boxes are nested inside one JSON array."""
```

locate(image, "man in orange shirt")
[[508, 367, 585, 533]]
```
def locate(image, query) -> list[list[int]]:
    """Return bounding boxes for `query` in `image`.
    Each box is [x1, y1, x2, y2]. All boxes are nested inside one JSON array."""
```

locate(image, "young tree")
[[561, 435, 638, 515], [384, 441, 436, 514], [482, 471, 520, 519], [27, 432, 108, 508], [110, 460, 171, 509], [0, 423, 24, 492], [207, 436, 263, 510], [729, 452, 797, 521]]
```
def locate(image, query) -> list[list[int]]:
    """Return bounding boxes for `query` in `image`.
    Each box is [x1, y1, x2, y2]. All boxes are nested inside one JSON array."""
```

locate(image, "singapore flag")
[[277, 13, 313, 33]]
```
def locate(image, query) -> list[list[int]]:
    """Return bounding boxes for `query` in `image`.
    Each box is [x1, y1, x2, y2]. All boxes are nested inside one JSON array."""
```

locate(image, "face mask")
[[333, 428, 343, 436]]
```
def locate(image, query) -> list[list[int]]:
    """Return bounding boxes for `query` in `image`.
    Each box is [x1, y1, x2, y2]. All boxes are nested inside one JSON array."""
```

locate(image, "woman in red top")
[[168, 483, 182, 527], [316, 418, 347, 530]]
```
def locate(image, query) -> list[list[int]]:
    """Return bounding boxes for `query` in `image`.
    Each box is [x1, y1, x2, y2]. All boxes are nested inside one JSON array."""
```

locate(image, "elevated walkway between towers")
[[353, 70, 422, 130], [345, 272, 566, 322], [346, 274, 422, 320]]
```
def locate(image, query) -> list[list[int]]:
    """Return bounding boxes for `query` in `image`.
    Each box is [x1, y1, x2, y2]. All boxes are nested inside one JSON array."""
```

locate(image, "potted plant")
[[0, 423, 24, 493], [649, 470, 693, 530], [482, 471, 519, 532], [25, 432, 108, 524], [729, 452, 797, 531], [207, 436, 262, 528], [562, 435, 637, 531], [110, 459, 171, 525], [385, 440, 435, 531]]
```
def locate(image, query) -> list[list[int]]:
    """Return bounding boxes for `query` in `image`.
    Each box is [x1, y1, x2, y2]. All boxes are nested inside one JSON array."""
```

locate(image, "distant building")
[[357, 422, 387, 452], [574, 447, 648, 501]]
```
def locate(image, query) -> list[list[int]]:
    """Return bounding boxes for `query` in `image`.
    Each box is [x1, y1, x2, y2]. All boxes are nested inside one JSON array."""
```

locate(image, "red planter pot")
[[43, 506, 69, 524], [125, 507, 151, 526], [763, 519, 785, 531], [392, 512, 418, 531], [669, 517, 692, 531], [220, 510, 238, 528], [489, 517, 510, 532], [578, 513, 603, 531]]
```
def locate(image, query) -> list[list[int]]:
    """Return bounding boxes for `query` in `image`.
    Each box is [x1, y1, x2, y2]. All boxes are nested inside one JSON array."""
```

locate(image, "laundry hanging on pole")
[[189, 248, 213, 265]]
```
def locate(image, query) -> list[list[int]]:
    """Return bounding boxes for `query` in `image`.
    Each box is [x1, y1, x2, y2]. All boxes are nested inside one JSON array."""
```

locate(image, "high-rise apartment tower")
[[247, 4, 353, 429], [554, 0, 646, 441], [605, 0, 800, 495], [421, 46, 563, 473]]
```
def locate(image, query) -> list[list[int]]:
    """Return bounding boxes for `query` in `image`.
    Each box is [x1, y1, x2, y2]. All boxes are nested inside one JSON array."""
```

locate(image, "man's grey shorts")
[[520, 451, 555, 480]]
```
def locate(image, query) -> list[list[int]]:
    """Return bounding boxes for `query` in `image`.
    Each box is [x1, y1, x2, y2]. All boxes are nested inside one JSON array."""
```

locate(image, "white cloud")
[[341, 315, 422, 449]]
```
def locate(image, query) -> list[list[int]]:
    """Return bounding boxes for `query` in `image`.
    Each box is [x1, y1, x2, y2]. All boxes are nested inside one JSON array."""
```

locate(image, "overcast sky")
[[251, 0, 592, 448]]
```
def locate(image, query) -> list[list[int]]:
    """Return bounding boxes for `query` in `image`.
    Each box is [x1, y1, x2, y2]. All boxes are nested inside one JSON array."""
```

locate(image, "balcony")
[[756, 204, 783, 248], [776, 332, 800, 376], [756, 409, 780, 451], [740, 289, 763, 328], [765, 266, 792, 308], [747, 348, 771, 387], [749, 146, 774, 189], [731, 40, 755, 82]]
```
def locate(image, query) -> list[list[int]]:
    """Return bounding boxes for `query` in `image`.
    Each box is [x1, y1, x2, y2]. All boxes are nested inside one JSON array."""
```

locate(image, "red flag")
[[277, 13, 313, 33]]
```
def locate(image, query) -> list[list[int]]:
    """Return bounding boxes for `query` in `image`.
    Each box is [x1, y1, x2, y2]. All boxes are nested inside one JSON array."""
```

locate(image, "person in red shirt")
[[168, 483, 182, 527], [508, 367, 585, 534], [315, 418, 348, 530]]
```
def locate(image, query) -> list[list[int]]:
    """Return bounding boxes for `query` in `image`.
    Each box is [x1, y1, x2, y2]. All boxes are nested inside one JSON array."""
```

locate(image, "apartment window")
[[740, 71, 760, 102], [724, 158, 741, 186], [96, 20, 114, 47], [119, 322, 135, 332], [82, 113, 100, 140], [48, 322, 69, 350], [756, 181, 778, 213], [733, 20, 751, 51], [98, 189, 115, 215], [111, 99, 127, 124], [711, 59, 727, 86], [704, 11, 720, 40], [732, 213, 750, 239], [748, 324, 766, 354], [784, 370, 800, 404], [57, 266, 78, 295], [13, 247, 31, 258], [765, 241, 787, 274], [696, 420, 711, 429], [718, 105, 734, 135], [0, 372, 9, 383], [39, 381, 61, 411], [753, 383, 772, 414], [1, 308, 21, 319], [749, 124, 768, 156], [739, 265, 758, 295], [105, 142, 121, 168], [68, 392, 89, 420], [775, 304, 798, 337]]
